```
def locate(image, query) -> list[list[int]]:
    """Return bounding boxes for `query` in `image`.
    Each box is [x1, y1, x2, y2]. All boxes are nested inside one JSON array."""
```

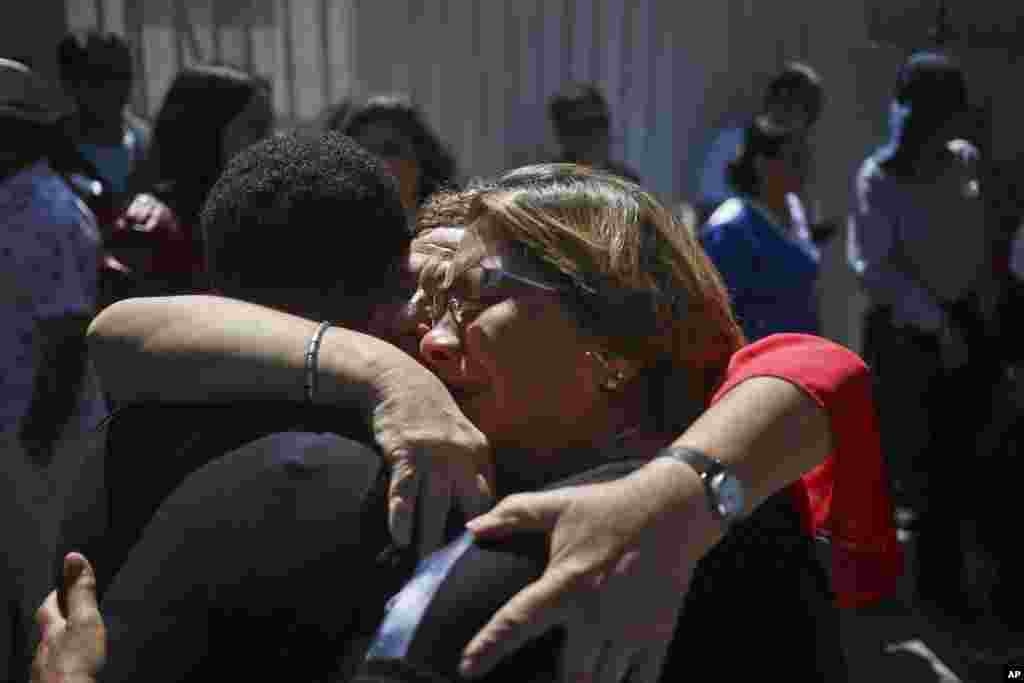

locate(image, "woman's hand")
[[460, 458, 723, 683], [370, 355, 495, 555], [32, 553, 106, 683], [108, 194, 182, 275], [116, 193, 179, 235]]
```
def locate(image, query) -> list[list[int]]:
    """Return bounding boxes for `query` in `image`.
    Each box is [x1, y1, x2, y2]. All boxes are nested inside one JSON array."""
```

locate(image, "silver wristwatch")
[[661, 447, 745, 525]]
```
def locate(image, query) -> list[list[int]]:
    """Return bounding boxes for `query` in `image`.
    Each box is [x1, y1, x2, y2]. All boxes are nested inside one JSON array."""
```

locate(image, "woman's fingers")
[[415, 462, 452, 556], [388, 449, 496, 554], [387, 454, 420, 547], [460, 565, 578, 678], [465, 490, 570, 538], [451, 454, 495, 522]]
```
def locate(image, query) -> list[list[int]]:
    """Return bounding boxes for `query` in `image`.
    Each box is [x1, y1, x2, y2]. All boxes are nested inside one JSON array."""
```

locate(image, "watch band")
[[659, 446, 740, 523]]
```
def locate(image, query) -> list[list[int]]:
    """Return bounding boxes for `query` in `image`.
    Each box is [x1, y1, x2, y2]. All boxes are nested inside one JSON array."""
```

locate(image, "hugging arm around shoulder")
[[87, 295, 403, 409]]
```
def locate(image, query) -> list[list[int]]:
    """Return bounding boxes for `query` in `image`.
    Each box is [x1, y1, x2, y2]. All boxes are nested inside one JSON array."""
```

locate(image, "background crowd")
[[3, 19, 1024, 683]]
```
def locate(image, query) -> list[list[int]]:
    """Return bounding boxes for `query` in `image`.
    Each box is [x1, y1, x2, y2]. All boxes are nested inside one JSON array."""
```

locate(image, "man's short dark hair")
[[57, 30, 134, 83], [201, 130, 409, 303], [764, 61, 824, 127], [548, 82, 610, 137]]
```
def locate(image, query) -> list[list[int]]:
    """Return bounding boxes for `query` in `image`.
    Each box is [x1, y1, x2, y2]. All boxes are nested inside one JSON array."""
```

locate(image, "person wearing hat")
[[848, 52, 999, 615]]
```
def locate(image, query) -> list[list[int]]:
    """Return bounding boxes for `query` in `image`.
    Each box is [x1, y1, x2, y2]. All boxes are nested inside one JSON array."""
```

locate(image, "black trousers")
[[863, 302, 1000, 610]]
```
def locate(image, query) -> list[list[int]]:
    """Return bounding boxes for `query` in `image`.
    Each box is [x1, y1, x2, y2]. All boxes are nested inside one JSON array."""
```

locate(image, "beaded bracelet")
[[304, 321, 333, 405]]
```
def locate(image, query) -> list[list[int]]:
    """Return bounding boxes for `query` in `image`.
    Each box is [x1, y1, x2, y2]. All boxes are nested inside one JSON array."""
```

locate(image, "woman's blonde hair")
[[442, 164, 744, 426]]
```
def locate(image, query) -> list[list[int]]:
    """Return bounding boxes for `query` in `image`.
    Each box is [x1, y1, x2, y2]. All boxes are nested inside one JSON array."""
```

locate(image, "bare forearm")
[[86, 295, 407, 413], [650, 376, 833, 517]]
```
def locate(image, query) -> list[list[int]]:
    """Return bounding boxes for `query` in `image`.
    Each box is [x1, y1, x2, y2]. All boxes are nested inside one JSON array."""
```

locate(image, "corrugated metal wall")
[[77, 0, 1016, 349], [64, 0, 839, 201]]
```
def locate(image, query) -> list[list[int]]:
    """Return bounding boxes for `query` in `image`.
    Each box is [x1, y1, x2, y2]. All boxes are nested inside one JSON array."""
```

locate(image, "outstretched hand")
[[32, 553, 106, 683], [460, 459, 723, 682]]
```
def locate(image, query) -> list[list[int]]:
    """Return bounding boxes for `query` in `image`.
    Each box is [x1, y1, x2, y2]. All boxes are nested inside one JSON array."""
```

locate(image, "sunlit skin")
[[369, 225, 660, 485], [416, 236, 646, 461], [364, 227, 463, 358]]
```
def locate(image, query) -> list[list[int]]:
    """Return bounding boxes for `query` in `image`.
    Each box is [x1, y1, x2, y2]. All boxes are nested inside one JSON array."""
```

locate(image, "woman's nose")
[[418, 319, 463, 376]]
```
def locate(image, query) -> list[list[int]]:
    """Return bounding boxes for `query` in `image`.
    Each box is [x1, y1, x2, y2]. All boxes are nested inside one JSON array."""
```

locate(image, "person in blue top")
[[699, 116, 820, 341]]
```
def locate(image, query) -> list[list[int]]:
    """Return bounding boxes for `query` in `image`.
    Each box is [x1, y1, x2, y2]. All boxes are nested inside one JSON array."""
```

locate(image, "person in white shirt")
[[848, 52, 999, 616]]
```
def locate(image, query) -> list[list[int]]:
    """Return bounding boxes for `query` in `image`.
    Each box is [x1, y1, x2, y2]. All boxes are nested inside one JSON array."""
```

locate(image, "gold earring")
[[587, 351, 627, 392]]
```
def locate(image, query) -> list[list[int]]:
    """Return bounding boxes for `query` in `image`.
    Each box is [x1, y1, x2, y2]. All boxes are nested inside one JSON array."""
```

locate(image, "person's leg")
[[867, 309, 941, 518]]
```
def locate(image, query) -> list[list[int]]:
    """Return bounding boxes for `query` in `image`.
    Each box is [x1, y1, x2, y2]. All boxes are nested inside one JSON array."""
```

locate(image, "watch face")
[[712, 473, 745, 517]]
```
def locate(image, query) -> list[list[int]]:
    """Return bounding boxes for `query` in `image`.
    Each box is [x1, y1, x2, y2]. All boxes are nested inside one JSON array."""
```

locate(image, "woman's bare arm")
[[88, 295, 387, 409], [87, 295, 492, 550]]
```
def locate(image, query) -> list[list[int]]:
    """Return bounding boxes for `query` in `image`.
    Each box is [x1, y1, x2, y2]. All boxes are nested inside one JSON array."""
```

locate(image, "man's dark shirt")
[[56, 402, 421, 682], [57, 402, 846, 682], [554, 157, 642, 185]]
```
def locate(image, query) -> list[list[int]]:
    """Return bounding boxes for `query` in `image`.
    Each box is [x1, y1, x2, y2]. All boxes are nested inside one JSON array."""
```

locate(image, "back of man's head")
[[201, 130, 409, 321], [548, 82, 610, 139], [57, 30, 133, 84], [763, 61, 823, 130]]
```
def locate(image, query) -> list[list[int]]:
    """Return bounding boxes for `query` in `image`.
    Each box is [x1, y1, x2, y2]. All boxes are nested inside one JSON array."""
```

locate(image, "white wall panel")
[[72, 0, 1011, 348], [66, 0, 100, 31], [288, 0, 325, 121], [324, 0, 357, 106], [139, 24, 177, 114], [101, 0, 127, 35]]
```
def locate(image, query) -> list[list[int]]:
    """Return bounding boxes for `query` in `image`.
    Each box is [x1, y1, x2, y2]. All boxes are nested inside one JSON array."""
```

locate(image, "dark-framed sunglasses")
[[425, 265, 571, 328]]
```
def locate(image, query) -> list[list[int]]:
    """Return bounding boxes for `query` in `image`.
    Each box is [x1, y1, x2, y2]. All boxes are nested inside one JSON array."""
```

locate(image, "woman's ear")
[[585, 350, 639, 392]]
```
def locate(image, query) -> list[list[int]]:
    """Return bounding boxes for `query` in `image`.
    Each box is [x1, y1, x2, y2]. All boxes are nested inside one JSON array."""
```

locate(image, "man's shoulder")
[[223, 430, 383, 489], [107, 402, 378, 467], [603, 159, 642, 184]]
